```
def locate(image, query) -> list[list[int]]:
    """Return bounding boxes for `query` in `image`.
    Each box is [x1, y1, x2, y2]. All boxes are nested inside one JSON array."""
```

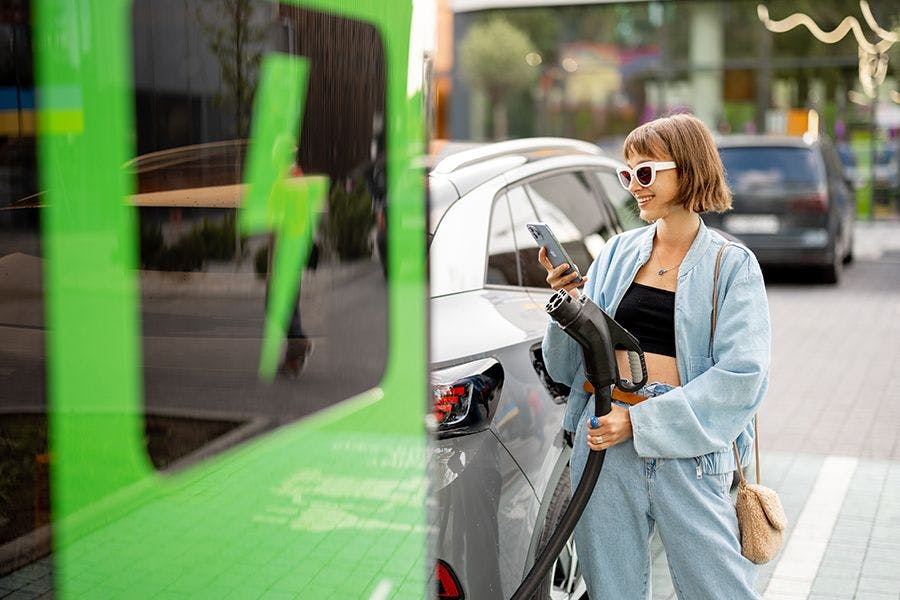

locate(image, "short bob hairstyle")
[[622, 113, 732, 213]]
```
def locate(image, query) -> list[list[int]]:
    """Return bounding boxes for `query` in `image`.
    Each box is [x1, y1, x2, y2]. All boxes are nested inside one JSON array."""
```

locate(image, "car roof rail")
[[430, 137, 602, 175]]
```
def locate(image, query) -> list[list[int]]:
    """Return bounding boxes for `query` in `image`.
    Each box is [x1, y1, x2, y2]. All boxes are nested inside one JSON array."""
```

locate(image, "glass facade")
[[449, 1, 898, 151]]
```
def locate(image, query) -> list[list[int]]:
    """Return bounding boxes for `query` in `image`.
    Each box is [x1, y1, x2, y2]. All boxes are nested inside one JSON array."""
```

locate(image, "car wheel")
[[843, 247, 854, 264], [821, 239, 843, 284], [843, 227, 854, 264], [536, 464, 588, 600]]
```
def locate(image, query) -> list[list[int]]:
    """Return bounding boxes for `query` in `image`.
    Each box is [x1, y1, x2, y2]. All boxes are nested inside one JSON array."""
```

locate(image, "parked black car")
[[705, 134, 856, 283]]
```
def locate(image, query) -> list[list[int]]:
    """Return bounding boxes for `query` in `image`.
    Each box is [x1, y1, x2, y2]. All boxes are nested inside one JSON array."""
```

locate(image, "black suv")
[[706, 134, 856, 283]]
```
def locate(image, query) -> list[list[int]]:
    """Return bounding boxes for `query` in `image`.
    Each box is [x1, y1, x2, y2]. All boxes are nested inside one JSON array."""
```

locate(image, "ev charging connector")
[[511, 289, 647, 600]]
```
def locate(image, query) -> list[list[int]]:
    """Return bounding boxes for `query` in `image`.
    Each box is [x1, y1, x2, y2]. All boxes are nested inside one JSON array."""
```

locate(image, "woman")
[[539, 113, 770, 599]]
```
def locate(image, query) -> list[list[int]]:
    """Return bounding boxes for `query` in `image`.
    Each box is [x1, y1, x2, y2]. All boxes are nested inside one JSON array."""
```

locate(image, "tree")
[[197, 0, 268, 139], [459, 17, 538, 139]]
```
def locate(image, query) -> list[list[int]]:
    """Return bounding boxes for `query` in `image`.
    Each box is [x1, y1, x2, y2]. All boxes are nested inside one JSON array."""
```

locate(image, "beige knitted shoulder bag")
[[712, 244, 787, 565]]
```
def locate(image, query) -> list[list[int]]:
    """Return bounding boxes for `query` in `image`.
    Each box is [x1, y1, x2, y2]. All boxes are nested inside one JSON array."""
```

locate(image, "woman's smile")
[[635, 193, 653, 207], [635, 193, 656, 216]]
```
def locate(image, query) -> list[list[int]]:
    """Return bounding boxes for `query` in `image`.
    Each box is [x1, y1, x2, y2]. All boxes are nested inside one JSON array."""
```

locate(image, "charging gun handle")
[[509, 383, 611, 600], [510, 291, 614, 600], [602, 311, 648, 393]]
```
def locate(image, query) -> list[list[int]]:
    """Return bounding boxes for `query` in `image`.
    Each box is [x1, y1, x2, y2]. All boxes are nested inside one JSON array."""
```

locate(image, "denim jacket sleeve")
[[629, 250, 771, 458], [542, 320, 583, 392]]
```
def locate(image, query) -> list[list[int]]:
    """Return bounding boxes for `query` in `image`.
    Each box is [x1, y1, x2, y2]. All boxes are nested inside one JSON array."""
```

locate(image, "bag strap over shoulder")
[[712, 243, 763, 486], [709, 243, 732, 357]]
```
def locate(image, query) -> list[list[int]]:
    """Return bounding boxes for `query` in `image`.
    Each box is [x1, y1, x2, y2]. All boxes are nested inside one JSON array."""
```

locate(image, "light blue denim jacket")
[[542, 219, 771, 474]]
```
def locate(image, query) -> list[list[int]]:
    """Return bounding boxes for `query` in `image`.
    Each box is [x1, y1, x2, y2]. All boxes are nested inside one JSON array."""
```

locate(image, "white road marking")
[[763, 456, 859, 600]]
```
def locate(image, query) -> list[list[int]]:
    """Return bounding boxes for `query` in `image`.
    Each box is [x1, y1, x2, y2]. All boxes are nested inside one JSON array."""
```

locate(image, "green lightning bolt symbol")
[[240, 54, 327, 379]]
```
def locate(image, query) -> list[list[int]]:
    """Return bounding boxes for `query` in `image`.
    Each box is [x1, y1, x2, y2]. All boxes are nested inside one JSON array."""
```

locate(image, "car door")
[[489, 171, 618, 492], [431, 183, 565, 598], [482, 186, 568, 491], [820, 140, 855, 257]]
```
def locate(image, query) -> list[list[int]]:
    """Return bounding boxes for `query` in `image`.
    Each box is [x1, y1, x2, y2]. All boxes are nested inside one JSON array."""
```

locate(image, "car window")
[[524, 172, 608, 285], [501, 186, 544, 288], [486, 192, 521, 286], [591, 169, 643, 231], [720, 147, 824, 191]]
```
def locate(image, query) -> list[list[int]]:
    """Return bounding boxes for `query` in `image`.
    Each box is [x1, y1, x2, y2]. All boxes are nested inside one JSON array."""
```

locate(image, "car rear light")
[[790, 192, 829, 213], [433, 383, 472, 426], [435, 560, 465, 599], [430, 358, 503, 437]]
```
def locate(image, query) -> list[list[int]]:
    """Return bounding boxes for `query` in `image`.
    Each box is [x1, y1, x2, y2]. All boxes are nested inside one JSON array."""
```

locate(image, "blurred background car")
[[428, 137, 631, 600], [836, 141, 865, 191], [705, 134, 856, 284], [873, 139, 899, 209]]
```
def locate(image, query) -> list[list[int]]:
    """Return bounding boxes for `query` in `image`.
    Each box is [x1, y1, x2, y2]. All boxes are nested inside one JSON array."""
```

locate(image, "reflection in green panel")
[[237, 54, 329, 379], [35, 0, 425, 597]]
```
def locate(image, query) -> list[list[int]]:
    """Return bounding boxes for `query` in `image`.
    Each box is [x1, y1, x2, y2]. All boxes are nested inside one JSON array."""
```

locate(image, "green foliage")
[[140, 213, 242, 271], [326, 179, 375, 260], [572, 105, 595, 139], [504, 88, 538, 137], [723, 102, 756, 133], [482, 8, 561, 65], [459, 16, 538, 103], [0, 415, 47, 543]]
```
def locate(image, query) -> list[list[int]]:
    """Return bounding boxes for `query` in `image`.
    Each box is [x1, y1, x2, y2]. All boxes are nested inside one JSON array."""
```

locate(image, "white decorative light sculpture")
[[758, 2, 897, 99]]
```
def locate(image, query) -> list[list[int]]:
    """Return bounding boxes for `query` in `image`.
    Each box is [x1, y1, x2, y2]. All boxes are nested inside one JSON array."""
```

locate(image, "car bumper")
[[431, 429, 539, 599], [738, 229, 836, 267]]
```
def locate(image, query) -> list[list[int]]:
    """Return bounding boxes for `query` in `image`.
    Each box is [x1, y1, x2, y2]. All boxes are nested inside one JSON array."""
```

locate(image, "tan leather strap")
[[611, 387, 647, 406], [732, 443, 744, 484], [582, 381, 647, 406], [709, 243, 730, 356], [755, 414, 761, 483], [732, 415, 761, 485], [713, 244, 762, 486]]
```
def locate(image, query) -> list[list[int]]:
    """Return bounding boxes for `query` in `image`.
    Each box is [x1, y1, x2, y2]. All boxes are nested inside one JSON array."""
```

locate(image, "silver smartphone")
[[526, 222, 583, 284]]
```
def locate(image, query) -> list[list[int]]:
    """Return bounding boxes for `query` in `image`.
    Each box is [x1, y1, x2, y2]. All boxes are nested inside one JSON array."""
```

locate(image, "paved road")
[[651, 220, 900, 600], [3, 221, 898, 599], [0, 251, 389, 428]]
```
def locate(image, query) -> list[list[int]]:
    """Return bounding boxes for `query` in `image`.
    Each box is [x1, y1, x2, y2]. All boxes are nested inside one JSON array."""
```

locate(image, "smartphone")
[[526, 222, 583, 284]]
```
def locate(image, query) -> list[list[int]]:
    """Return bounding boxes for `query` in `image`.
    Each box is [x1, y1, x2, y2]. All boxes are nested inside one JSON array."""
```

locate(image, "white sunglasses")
[[616, 161, 677, 189]]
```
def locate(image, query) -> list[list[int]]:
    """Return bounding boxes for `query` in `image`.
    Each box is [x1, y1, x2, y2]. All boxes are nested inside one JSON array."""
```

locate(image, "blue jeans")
[[570, 383, 759, 600]]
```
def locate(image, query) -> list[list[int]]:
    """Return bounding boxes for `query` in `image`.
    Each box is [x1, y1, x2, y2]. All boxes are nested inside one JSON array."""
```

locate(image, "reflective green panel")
[[27, 0, 425, 597]]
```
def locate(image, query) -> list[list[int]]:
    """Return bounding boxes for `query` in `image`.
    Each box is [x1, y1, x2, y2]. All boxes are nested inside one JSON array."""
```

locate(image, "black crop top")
[[614, 282, 676, 357]]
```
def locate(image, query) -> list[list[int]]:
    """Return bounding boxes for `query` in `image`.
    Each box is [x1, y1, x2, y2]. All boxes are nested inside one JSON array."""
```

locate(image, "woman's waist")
[[581, 376, 676, 403], [615, 349, 680, 388]]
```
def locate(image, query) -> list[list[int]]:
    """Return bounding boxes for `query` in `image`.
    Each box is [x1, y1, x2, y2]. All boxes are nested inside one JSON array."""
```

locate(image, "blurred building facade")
[[437, 0, 898, 156]]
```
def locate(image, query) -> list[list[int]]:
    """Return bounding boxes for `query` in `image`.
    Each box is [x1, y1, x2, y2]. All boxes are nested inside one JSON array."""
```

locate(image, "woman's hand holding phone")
[[538, 247, 588, 297]]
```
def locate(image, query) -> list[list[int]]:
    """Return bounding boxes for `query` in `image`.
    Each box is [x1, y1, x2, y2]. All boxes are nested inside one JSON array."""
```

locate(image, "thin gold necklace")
[[654, 221, 695, 275], [655, 254, 682, 276]]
